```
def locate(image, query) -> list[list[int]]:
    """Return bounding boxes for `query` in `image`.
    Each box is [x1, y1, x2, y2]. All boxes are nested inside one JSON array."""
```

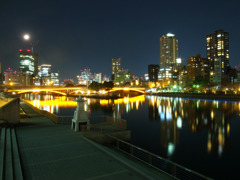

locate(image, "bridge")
[[6, 87, 146, 96]]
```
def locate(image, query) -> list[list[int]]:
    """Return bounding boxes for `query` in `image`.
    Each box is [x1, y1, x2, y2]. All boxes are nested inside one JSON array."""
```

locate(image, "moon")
[[23, 34, 30, 40]]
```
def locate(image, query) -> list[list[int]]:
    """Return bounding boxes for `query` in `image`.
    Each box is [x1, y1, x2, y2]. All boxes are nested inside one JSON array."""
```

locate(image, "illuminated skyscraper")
[[160, 33, 178, 69], [19, 49, 35, 75], [112, 58, 121, 80], [206, 30, 229, 83], [38, 64, 51, 77]]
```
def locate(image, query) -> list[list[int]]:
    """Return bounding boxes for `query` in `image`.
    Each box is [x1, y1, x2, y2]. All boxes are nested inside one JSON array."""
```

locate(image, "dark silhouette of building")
[[148, 64, 159, 82]]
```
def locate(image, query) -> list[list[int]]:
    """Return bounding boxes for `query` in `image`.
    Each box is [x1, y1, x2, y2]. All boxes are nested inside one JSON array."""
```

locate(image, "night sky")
[[0, 0, 239, 82]]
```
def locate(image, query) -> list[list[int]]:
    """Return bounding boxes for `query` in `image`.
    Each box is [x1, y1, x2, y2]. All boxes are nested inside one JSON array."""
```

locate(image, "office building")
[[38, 64, 51, 78], [148, 64, 159, 82], [187, 54, 208, 84], [19, 49, 36, 75], [38, 64, 59, 86], [115, 69, 132, 86], [160, 33, 178, 69], [51, 73, 59, 86], [206, 30, 229, 84], [112, 58, 121, 80], [158, 68, 172, 88], [4, 68, 31, 86], [94, 73, 102, 83], [77, 68, 93, 86]]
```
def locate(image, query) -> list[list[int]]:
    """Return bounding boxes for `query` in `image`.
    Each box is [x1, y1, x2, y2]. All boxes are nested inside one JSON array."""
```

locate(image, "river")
[[21, 93, 240, 180]]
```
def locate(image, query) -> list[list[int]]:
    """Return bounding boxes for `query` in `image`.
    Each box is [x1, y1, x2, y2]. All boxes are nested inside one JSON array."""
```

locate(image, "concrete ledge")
[[0, 98, 20, 124], [21, 99, 58, 123]]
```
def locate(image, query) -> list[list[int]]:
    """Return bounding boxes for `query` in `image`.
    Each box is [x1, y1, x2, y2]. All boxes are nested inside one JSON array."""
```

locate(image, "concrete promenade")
[[17, 101, 172, 180]]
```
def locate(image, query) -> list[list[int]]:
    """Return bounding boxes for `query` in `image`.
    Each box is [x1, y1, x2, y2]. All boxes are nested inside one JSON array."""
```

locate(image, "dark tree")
[[103, 81, 114, 91], [88, 81, 103, 92]]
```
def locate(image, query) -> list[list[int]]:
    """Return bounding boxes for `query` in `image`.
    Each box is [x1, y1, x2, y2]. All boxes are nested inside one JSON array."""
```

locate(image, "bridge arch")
[[108, 87, 146, 94], [14, 89, 67, 96]]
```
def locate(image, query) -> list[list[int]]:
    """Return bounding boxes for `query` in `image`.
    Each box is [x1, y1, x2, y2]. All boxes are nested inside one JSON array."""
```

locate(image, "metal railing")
[[57, 114, 212, 179], [105, 135, 213, 180]]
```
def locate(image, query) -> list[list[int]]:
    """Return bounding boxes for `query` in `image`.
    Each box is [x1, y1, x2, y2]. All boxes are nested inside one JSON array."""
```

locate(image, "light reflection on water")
[[21, 93, 240, 179]]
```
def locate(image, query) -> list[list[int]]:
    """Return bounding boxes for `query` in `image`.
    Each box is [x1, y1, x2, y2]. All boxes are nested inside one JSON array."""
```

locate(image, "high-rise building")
[[38, 64, 51, 77], [115, 69, 132, 86], [33, 53, 39, 75], [112, 58, 121, 80], [206, 30, 229, 84], [148, 64, 159, 82], [94, 73, 102, 83], [51, 73, 59, 86], [160, 33, 178, 69], [77, 68, 92, 85], [19, 49, 36, 75], [187, 54, 208, 84]]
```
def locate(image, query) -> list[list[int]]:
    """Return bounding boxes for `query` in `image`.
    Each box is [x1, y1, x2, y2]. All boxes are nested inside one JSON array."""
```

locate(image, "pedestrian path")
[[17, 101, 172, 180]]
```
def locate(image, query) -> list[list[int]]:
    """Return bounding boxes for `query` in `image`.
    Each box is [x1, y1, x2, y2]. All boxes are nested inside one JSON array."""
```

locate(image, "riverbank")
[[16, 101, 174, 180], [151, 92, 240, 101]]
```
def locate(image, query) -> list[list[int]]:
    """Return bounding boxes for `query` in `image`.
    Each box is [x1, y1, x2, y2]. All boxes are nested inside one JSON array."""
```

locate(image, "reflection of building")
[[206, 30, 229, 84], [112, 58, 121, 80], [148, 96, 179, 156], [147, 96, 235, 157], [160, 33, 178, 69]]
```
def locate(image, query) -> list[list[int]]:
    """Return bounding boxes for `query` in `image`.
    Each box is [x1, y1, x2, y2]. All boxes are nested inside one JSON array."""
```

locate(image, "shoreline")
[[150, 92, 240, 101]]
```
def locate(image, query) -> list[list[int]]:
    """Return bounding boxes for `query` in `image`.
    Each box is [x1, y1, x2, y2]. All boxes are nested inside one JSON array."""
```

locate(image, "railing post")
[[130, 146, 134, 155], [148, 154, 152, 165], [117, 140, 119, 149]]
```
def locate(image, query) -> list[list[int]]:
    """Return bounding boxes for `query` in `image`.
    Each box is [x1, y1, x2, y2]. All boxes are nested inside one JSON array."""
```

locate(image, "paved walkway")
[[17, 101, 172, 180]]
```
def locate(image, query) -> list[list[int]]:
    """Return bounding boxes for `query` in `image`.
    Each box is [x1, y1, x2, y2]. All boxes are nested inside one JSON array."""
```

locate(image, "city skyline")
[[0, 0, 240, 81]]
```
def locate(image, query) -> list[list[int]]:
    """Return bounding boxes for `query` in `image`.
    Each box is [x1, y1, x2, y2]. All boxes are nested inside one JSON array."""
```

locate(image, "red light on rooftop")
[[19, 49, 23, 51]]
